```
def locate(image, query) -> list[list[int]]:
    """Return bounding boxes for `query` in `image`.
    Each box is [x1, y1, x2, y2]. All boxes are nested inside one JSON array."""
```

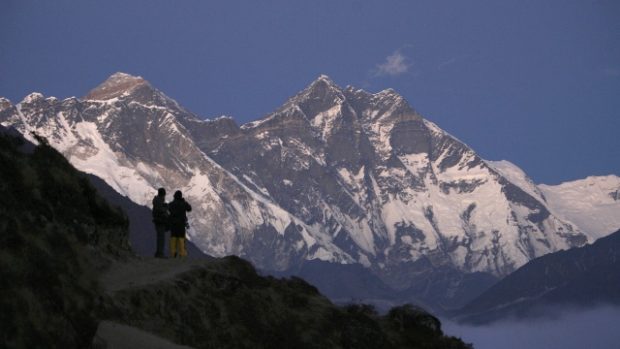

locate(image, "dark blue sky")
[[1, 0, 618, 184]]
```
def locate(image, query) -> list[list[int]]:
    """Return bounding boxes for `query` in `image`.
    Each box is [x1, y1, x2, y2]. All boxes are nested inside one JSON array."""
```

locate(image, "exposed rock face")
[[186, 75, 587, 285], [0, 73, 593, 306], [85, 72, 150, 100]]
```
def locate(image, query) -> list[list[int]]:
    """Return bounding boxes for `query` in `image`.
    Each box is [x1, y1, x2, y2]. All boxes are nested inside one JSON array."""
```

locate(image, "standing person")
[[169, 190, 192, 258], [152, 188, 169, 258]]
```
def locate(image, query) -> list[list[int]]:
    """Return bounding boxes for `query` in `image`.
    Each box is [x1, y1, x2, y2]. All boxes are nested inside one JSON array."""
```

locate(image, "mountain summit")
[[84, 72, 150, 100], [84, 72, 185, 111]]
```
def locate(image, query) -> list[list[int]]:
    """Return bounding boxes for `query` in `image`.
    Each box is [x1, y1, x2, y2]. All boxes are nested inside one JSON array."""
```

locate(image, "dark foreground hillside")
[[0, 131, 132, 347], [0, 130, 472, 349]]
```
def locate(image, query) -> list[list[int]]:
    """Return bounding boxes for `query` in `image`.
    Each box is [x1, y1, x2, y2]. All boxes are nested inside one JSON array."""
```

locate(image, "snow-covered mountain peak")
[[21, 92, 45, 104], [110, 71, 141, 80], [539, 175, 620, 240], [314, 74, 338, 86], [242, 75, 351, 131], [343, 84, 402, 99], [84, 72, 150, 100], [344, 84, 411, 109], [0, 97, 12, 111], [376, 87, 399, 97], [540, 175, 620, 192], [83, 72, 195, 120], [297, 74, 345, 104], [246, 77, 420, 135]]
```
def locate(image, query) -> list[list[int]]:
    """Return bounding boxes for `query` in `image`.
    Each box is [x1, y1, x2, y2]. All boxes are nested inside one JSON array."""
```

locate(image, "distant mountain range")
[[2, 73, 619, 308], [453, 228, 620, 324]]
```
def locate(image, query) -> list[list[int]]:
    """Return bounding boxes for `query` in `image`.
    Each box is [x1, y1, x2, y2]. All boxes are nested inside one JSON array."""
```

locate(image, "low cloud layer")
[[443, 306, 620, 349], [374, 50, 410, 77]]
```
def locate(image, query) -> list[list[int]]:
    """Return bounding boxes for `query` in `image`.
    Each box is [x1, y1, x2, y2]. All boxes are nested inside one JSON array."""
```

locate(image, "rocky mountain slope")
[[453, 229, 620, 324], [2, 73, 612, 308], [86, 173, 206, 258], [0, 128, 471, 348]]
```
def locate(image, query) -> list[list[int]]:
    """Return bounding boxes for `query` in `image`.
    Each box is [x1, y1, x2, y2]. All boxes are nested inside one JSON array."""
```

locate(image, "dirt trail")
[[101, 256, 215, 293], [95, 256, 217, 348], [93, 321, 196, 349]]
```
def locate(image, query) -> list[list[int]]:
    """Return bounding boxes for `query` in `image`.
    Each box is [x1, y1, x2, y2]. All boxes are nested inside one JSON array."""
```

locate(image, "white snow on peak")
[[311, 104, 342, 141], [0, 98, 12, 112], [540, 175, 620, 240], [306, 74, 342, 94], [486, 160, 545, 202], [203, 115, 236, 123], [69, 122, 155, 204], [101, 72, 145, 88], [376, 88, 399, 97], [21, 92, 45, 104], [316, 74, 334, 83], [109, 71, 141, 80]]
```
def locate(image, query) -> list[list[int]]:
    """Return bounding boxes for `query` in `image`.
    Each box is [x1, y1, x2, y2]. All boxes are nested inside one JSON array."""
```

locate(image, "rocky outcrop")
[[100, 256, 471, 349]]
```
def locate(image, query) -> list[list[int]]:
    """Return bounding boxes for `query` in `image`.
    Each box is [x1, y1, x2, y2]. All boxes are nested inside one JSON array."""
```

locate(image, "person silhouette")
[[151, 188, 169, 258], [168, 190, 192, 258]]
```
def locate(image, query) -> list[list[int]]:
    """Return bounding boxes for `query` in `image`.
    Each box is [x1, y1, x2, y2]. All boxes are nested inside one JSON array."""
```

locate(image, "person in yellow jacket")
[[168, 190, 192, 258]]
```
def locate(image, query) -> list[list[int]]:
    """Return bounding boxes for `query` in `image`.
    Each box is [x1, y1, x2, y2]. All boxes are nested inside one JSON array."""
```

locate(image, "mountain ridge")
[[2, 72, 617, 308], [453, 229, 620, 324]]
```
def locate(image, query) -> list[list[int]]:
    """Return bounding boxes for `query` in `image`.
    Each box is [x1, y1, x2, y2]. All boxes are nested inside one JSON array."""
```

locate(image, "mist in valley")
[[443, 305, 620, 349]]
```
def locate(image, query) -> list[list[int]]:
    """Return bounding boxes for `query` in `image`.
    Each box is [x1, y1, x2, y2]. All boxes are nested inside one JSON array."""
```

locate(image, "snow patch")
[[22, 92, 44, 104], [69, 122, 154, 205], [487, 160, 544, 202], [540, 175, 620, 239]]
